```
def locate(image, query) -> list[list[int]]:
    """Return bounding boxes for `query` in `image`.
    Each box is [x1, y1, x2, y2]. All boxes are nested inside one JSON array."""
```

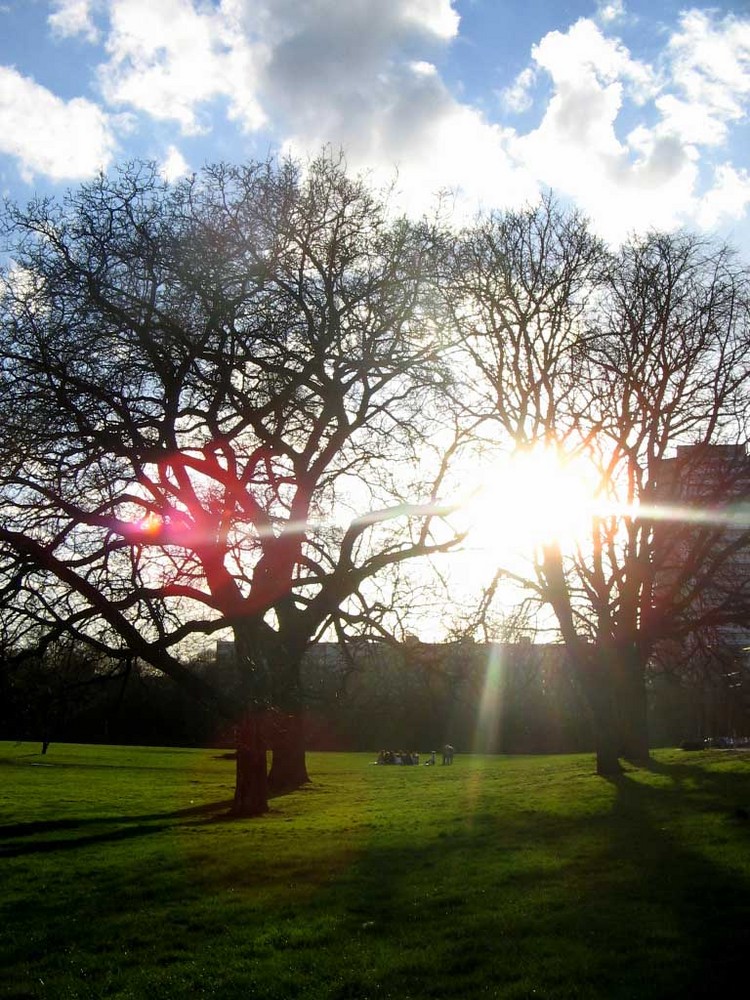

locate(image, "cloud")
[[531, 17, 656, 104], [9, 1, 750, 246], [48, 1, 100, 43], [240, 0, 536, 213], [398, 0, 460, 39], [84, 1, 749, 237], [0, 66, 116, 182], [251, 0, 459, 126], [95, 0, 461, 147], [500, 67, 536, 114], [510, 13, 750, 242], [697, 163, 750, 230], [596, 0, 626, 26], [511, 20, 665, 238], [90, 0, 530, 214], [665, 10, 750, 142], [159, 145, 191, 182], [652, 94, 728, 147], [629, 9, 750, 232], [98, 0, 266, 134]]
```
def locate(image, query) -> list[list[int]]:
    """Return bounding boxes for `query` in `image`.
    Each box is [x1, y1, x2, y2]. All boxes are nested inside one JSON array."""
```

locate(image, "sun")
[[462, 444, 598, 561]]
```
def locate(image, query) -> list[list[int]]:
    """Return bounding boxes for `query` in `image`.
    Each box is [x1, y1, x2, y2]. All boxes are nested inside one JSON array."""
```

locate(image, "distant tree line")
[[3, 635, 747, 757], [2, 154, 750, 814]]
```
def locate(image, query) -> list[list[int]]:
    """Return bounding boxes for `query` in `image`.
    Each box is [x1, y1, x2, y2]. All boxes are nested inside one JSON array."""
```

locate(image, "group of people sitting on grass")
[[374, 744, 454, 766], [376, 749, 421, 765]]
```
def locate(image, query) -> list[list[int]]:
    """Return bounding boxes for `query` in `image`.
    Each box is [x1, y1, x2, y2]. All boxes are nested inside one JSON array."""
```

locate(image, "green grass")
[[1, 743, 749, 1000]]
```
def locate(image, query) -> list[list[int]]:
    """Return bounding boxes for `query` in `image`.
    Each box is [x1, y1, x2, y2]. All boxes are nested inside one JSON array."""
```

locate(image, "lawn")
[[1, 742, 749, 1000]]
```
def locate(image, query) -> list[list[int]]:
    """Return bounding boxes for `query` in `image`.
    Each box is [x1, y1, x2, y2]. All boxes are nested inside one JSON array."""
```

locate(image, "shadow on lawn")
[[646, 751, 750, 806], [0, 799, 233, 857], [309, 761, 750, 1000], [602, 761, 750, 998], [0, 778, 318, 859]]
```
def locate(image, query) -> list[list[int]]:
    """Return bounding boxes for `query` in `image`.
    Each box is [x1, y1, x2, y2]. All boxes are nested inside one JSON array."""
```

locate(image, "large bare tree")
[[0, 156, 462, 814], [448, 203, 750, 774]]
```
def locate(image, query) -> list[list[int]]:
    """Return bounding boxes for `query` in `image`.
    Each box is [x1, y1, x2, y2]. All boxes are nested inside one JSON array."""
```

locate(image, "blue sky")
[[1, 1, 749, 253]]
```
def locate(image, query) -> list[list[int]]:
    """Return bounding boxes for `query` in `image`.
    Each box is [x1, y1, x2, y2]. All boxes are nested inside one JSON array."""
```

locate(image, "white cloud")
[[652, 94, 728, 147], [596, 0, 626, 26], [88, 0, 499, 215], [239, 0, 538, 214], [48, 1, 99, 43], [17, 1, 750, 246], [531, 18, 656, 104], [401, 0, 460, 39], [696, 163, 750, 230], [411, 60, 438, 78], [513, 21, 648, 174], [1, 261, 44, 308], [509, 14, 750, 243], [273, 62, 531, 215], [98, 0, 266, 134], [501, 67, 536, 114], [252, 0, 459, 124], [33, 1, 523, 217], [617, 9, 750, 235], [159, 145, 191, 182], [666, 11, 750, 138], [0, 66, 116, 182], [6, 0, 499, 208]]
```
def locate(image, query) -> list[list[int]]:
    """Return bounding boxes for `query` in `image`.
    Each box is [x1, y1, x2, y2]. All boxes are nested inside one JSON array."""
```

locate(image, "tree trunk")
[[230, 622, 275, 817], [232, 713, 268, 817], [268, 712, 310, 794], [578, 653, 623, 777], [593, 722, 622, 776], [615, 652, 651, 765]]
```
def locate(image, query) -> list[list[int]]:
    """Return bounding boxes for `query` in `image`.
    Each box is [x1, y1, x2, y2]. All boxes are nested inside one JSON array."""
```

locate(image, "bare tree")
[[563, 234, 750, 769], [449, 204, 750, 774], [0, 156, 462, 815]]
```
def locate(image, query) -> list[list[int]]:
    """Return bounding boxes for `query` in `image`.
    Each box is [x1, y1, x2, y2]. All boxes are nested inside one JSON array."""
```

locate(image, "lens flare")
[[473, 644, 505, 754], [139, 511, 163, 535]]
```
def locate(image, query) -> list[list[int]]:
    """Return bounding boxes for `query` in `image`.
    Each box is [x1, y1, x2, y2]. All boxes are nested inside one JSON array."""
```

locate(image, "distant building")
[[651, 443, 750, 736], [653, 443, 750, 646]]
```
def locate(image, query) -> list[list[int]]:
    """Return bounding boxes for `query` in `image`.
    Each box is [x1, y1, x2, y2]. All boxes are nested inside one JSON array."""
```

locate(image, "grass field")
[[1, 743, 749, 1000]]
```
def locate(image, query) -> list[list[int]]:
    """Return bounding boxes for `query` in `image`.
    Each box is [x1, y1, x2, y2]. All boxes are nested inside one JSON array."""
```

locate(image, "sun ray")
[[473, 644, 506, 754]]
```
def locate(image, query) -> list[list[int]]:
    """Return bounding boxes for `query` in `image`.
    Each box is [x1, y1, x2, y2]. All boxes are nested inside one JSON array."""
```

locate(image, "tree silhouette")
[[0, 156, 462, 814], [448, 205, 750, 774]]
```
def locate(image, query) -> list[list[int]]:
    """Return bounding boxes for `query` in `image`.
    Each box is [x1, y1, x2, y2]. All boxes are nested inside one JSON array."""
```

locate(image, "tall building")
[[651, 443, 750, 736], [653, 443, 750, 641]]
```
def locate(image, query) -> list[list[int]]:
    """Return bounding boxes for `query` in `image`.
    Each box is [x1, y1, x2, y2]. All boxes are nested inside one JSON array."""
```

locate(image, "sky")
[[1, 0, 749, 253]]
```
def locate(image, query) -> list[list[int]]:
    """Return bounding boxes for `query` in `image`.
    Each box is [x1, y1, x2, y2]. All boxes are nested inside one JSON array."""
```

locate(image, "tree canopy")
[[2, 158, 750, 804], [0, 156, 463, 813]]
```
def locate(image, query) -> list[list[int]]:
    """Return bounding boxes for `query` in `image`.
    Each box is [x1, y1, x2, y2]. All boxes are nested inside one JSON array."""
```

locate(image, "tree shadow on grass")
[[300, 765, 750, 1000], [0, 771, 319, 858], [0, 773, 311, 856], [600, 763, 750, 998], [4, 760, 750, 999], [0, 822, 175, 857], [646, 751, 750, 804], [0, 799, 234, 857]]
